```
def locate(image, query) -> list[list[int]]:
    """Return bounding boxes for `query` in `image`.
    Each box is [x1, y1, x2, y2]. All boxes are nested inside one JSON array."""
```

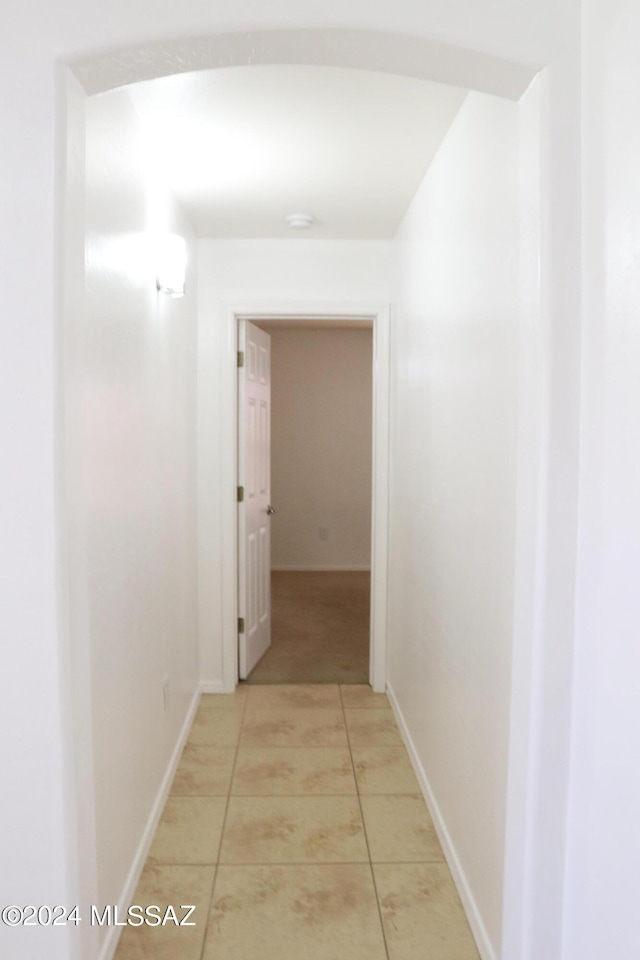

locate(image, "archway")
[[61, 31, 554, 960]]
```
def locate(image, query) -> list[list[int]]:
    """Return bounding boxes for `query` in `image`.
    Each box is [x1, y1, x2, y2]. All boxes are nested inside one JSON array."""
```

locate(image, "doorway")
[[238, 319, 374, 684], [221, 302, 390, 694]]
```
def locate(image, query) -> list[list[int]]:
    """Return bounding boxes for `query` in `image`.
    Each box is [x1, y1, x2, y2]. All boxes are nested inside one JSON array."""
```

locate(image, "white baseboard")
[[200, 679, 227, 694], [386, 684, 497, 960], [271, 564, 371, 572], [99, 686, 201, 960]]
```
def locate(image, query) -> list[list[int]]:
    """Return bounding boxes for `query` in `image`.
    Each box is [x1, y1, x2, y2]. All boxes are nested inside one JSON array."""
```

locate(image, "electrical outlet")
[[318, 525, 328, 541], [162, 674, 170, 712]]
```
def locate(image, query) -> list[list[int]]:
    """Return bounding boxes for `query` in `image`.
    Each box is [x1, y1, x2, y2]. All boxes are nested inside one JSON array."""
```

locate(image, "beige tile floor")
[[114, 684, 480, 960]]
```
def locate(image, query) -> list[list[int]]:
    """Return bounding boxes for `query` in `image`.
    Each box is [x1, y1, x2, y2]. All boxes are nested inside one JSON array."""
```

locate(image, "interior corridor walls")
[[387, 91, 520, 959], [63, 81, 200, 957]]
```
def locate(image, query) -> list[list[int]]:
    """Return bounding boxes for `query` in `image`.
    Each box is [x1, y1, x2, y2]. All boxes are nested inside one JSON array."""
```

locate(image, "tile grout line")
[[172, 792, 364, 799], [150, 858, 445, 867], [154, 859, 400, 867], [340, 684, 392, 960], [153, 860, 447, 867], [171, 791, 423, 799], [196, 688, 250, 960]]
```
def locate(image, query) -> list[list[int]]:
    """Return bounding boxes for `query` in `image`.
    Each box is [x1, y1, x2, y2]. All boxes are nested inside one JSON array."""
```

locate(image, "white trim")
[[501, 73, 546, 960], [271, 564, 371, 572], [199, 679, 227, 694], [387, 683, 496, 960], [99, 687, 200, 960], [221, 299, 390, 695], [369, 303, 391, 693]]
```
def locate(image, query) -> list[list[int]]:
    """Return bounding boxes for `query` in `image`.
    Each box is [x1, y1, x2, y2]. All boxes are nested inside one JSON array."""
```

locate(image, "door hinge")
[[237, 485, 244, 502], [238, 617, 245, 634], [237, 350, 245, 368]]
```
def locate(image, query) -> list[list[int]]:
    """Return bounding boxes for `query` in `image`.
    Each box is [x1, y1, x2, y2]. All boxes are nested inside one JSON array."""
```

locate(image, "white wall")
[[63, 84, 199, 955], [269, 326, 372, 570], [388, 92, 519, 959], [563, 2, 640, 957], [197, 239, 390, 687], [503, 50, 584, 960], [0, 65, 77, 960]]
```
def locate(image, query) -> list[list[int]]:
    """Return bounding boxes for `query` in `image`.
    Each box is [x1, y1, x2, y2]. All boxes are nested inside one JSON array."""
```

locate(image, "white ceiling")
[[127, 65, 467, 240]]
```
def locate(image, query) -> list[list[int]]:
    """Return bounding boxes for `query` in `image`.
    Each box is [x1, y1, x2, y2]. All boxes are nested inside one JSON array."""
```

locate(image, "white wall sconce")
[[156, 233, 187, 297]]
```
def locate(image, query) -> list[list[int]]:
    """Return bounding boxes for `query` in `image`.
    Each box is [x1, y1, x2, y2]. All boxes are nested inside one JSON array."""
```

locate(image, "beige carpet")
[[246, 571, 370, 684]]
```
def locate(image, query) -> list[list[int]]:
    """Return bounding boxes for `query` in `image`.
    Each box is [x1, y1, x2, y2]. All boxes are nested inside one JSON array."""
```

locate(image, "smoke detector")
[[286, 213, 315, 230]]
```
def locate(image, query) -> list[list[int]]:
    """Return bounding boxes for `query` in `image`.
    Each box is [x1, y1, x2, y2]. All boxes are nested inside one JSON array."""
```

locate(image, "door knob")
[[266, 505, 276, 515]]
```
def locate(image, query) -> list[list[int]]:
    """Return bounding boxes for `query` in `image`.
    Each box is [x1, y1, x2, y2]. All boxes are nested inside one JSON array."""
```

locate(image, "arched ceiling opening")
[[72, 29, 539, 240], [71, 28, 536, 100]]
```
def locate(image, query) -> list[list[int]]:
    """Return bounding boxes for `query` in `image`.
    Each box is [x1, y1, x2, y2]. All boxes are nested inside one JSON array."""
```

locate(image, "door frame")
[[220, 299, 391, 693]]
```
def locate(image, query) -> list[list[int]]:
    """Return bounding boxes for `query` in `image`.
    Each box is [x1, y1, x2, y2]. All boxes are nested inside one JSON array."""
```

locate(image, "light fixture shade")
[[156, 233, 187, 297]]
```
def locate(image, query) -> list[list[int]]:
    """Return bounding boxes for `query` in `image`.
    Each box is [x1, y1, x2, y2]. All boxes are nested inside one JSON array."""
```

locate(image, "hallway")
[[114, 685, 479, 959]]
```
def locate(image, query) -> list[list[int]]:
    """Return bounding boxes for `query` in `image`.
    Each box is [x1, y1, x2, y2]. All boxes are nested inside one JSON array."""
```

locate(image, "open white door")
[[238, 320, 273, 679]]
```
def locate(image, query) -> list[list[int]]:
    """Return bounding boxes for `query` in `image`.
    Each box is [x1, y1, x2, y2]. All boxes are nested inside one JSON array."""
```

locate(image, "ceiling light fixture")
[[286, 213, 315, 230]]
